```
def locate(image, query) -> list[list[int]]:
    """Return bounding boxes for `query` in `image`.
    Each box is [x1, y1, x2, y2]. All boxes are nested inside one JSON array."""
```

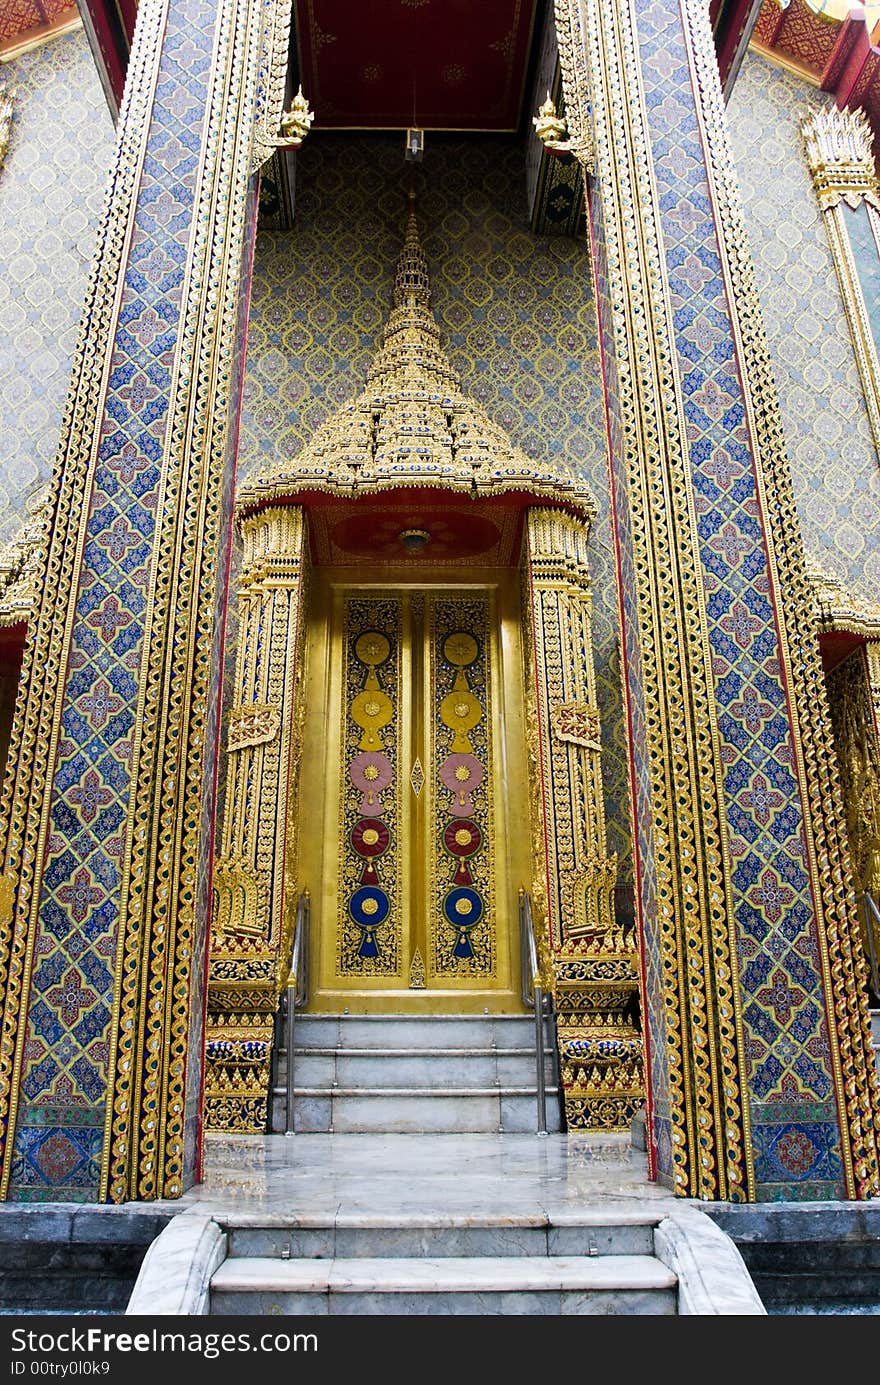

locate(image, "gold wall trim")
[[827, 647, 880, 902], [250, 0, 294, 172], [0, 82, 14, 180], [105, 0, 272, 1201], [522, 505, 643, 1131], [206, 506, 308, 1134]]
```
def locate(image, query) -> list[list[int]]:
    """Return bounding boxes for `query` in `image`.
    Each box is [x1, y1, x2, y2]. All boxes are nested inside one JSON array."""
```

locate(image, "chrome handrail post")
[[284, 892, 309, 1136], [520, 888, 548, 1136], [861, 890, 880, 1003], [534, 983, 547, 1136], [285, 974, 296, 1136]]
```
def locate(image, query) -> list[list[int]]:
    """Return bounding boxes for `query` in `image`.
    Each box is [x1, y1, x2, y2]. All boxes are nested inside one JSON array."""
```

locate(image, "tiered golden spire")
[[237, 193, 594, 517]]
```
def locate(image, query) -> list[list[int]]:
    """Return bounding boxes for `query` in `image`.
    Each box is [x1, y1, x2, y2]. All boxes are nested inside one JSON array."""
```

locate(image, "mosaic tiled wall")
[[239, 134, 633, 873], [728, 51, 880, 604], [0, 30, 114, 546]]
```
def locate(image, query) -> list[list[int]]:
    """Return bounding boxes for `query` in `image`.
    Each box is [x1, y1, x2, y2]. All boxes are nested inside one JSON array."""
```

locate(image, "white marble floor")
[[178, 1132, 676, 1219]]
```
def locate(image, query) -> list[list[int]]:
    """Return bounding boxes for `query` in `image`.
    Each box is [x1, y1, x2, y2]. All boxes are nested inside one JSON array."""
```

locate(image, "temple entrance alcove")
[[203, 199, 644, 1138]]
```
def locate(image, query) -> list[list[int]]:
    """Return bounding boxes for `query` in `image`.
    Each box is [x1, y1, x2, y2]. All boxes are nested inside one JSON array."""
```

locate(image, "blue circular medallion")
[[350, 886, 390, 927], [443, 886, 483, 928]]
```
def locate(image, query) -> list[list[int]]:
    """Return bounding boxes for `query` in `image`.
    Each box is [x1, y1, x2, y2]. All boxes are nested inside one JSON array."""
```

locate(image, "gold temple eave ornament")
[[278, 86, 315, 148], [532, 91, 593, 168], [0, 488, 50, 628], [802, 107, 880, 212], [807, 561, 880, 639]]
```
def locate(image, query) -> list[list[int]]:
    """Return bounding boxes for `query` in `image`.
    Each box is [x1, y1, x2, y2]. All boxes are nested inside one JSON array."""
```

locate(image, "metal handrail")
[[858, 890, 880, 1004], [519, 889, 548, 1136], [284, 891, 310, 1135]]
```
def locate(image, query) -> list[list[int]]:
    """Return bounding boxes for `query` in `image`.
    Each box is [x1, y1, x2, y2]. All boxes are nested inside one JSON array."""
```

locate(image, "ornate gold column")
[[827, 645, 880, 972], [0, 0, 296, 1202], [562, 0, 880, 1199], [522, 506, 642, 1130], [205, 504, 308, 1133], [803, 107, 880, 462]]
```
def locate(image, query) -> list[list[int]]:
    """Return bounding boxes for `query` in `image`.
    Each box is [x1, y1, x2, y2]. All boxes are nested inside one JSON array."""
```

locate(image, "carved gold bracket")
[[206, 505, 309, 1134], [522, 505, 643, 1130]]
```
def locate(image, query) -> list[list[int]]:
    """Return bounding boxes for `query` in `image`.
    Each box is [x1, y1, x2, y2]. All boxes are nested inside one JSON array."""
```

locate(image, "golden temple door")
[[298, 570, 530, 1013]]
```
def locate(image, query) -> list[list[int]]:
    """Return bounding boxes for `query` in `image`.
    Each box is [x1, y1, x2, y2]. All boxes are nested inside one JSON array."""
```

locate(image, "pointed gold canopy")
[[236, 193, 595, 520]]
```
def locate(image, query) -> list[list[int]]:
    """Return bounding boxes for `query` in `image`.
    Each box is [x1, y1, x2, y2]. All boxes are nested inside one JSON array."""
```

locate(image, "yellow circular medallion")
[[356, 632, 391, 667], [455, 898, 472, 916], [362, 828, 380, 846], [362, 897, 379, 916], [443, 632, 478, 667]]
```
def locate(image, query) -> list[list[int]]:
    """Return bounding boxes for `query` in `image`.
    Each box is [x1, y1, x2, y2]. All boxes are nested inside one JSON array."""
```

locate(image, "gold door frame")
[[205, 500, 644, 1132]]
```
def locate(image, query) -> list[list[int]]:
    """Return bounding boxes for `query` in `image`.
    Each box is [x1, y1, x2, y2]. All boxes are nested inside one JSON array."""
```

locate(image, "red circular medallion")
[[351, 818, 390, 857], [443, 820, 482, 857]]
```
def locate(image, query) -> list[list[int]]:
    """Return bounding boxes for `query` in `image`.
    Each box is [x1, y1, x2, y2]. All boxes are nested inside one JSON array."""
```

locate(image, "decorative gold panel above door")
[[300, 573, 528, 1013]]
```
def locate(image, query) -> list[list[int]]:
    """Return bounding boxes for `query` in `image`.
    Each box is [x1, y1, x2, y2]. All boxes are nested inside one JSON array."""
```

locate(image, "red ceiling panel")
[[294, 0, 540, 131], [0, 0, 78, 49]]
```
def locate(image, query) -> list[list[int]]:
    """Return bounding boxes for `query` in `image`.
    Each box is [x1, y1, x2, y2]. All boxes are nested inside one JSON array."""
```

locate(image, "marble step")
[[274, 1086, 563, 1133], [277, 1047, 558, 1089], [288, 1015, 555, 1050], [224, 1210, 658, 1260], [209, 1253, 677, 1315]]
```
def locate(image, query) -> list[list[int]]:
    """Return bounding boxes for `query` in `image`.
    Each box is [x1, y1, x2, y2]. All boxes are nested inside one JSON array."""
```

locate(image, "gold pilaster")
[[572, 0, 880, 1197], [803, 107, 880, 464], [827, 646, 880, 979], [205, 505, 309, 1133], [523, 506, 642, 1130]]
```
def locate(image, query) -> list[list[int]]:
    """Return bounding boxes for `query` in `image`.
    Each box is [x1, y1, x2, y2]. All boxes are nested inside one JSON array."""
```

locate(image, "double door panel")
[[300, 574, 528, 1012]]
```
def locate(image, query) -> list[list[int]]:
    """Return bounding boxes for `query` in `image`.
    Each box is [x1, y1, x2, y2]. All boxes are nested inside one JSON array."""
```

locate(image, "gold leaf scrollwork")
[[551, 702, 601, 751], [409, 947, 426, 989], [0, 873, 15, 931], [227, 703, 279, 752], [212, 859, 268, 940]]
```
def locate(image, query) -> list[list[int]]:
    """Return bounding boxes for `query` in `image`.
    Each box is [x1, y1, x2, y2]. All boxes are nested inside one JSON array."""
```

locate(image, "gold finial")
[[393, 193, 431, 309], [279, 85, 314, 148]]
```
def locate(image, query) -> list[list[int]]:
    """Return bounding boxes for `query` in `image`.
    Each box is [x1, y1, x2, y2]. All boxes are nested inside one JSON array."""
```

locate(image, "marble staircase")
[[125, 1135, 768, 1317], [271, 1014, 563, 1135], [208, 1209, 676, 1315]]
